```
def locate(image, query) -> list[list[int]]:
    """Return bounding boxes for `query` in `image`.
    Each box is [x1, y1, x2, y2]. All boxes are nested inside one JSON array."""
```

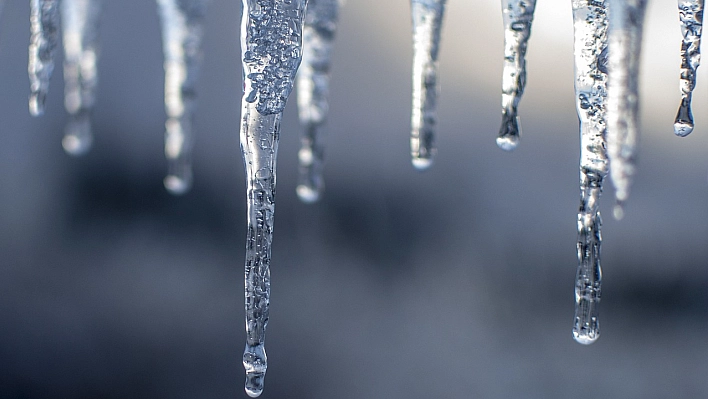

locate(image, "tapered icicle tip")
[[674, 100, 694, 137], [496, 135, 520, 151], [163, 173, 192, 195], [573, 327, 599, 345], [243, 343, 267, 398], [497, 113, 521, 151], [412, 156, 434, 171], [29, 92, 46, 117]]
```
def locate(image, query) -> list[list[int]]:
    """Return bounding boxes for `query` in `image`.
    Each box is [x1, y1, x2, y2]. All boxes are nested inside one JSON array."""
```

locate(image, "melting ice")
[[674, 0, 704, 137], [29, 0, 60, 116]]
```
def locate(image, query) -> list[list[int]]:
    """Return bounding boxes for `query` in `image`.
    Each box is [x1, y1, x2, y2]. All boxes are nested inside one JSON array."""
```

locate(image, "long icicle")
[[674, 0, 704, 137], [157, 0, 207, 195], [295, 0, 341, 203], [606, 0, 648, 220], [61, 0, 102, 156], [410, 0, 447, 170], [239, 0, 307, 396], [571, 0, 608, 345], [29, 0, 60, 116], [497, 0, 537, 151]]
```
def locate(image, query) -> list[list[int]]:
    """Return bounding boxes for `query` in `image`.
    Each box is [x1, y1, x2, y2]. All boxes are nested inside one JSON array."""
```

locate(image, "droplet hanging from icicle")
[[571, 0, 609, 345], [674, 0, 704, 137], [60, 0, 102, 156], [157, 0, 207, 195], [497, 0, 536, 151], [239, 0, 307, 397], [295, 0, 341, 203], [29, 0, 60, 116], [409, 0, 447, 170]]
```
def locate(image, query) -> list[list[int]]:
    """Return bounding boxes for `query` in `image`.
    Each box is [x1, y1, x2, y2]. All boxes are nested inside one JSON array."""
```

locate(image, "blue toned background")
[[0, 1, 707, 398]]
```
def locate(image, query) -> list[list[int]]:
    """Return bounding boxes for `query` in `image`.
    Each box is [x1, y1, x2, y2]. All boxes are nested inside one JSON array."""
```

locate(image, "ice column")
[[674, 0, 704, 137], [571, 0, 608, 345], [239, 0, 307, 396], [61, 0, 102, 156], [497, 0, 537, 151], [29, 0, 60, 116], [157, 0, 207, 195], [295, 0, 341, 203], [409, 0, 446, 170]]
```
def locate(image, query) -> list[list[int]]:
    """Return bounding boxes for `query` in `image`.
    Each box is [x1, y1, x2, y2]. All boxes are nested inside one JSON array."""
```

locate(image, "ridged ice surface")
[[410, 0, 446, 170], [61, 0, 102, 156], [239, 0, 306, 396], [295, 0, 341, 203], [28, 0, 60, 116], [497, 0, 536, 151], [674, 0, 704, 137], [571, 0, 608, 345], [157, 0, 207, 195]]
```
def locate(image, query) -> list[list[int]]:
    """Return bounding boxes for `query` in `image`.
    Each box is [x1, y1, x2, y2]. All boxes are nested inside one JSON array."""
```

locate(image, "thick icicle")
[[674, 0, 704, 137], [29, 0, 61, 116], [61, 0, 102, 156], [157, 0, 207, 195], [571, 0, 609, 345], [606, 0, 648, 220], [497, 0, 537, 151], [295, 0, 341, 203], [409, 0, 446, 170], [239, 0, 307, 396]]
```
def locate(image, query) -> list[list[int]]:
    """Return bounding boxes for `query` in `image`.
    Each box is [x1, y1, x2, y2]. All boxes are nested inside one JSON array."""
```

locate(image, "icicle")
[[60, 0, 102, 156], [674, 0, 704, 137], [295, 0, 341, 203], [497, 0, 537, 151], [239, 0, 306, 396], [409, 0, 446, 170], [29, 0, 61, 116], [571, 0, 609, 345], [157, 0, 207, 195]]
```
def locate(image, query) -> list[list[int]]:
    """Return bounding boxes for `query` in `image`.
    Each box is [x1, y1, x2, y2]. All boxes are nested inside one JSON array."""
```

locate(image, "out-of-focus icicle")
[[674, 0, 704, 137], [410, 0, 446, 170], [239, 0, 307, 396], [571, 0, 608, 345], [497, 0, 536, 151], [157, 0, 207, 195], [295, 0, 341, 203], [61, 0, 102, 156], [29, 0, 60, 116], [606, 0, 648, 220]]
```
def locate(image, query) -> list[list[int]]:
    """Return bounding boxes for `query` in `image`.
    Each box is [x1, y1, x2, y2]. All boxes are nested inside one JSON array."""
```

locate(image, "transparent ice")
[[409, 0, 446, 170], [295, 0, 341, 203], [571, 0, 608, 345], [239, 0, 307, 396], [60, 0, 102, 156], [157, 0, 208, 195], [674, 0, 704, 137], [29, 0, 60, 116], [497, 0, 536, 151]]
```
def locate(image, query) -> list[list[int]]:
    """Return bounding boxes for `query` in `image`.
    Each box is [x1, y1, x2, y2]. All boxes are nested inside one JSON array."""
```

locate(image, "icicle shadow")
[[674, 0, 704, 137], [29, 0, 60, 116], [295, 0, 341, 203]]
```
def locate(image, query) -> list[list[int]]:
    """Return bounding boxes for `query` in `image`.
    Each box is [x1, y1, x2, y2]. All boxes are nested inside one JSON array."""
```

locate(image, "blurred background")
[[1, 0, 707, 398]]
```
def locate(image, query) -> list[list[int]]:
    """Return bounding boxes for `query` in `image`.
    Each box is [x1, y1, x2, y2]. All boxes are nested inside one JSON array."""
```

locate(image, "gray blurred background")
[[1, 1, 707, 398]]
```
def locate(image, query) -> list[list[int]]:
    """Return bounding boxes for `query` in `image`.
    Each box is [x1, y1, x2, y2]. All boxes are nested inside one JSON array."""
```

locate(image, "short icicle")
[[674, 0, 704, 137], [157, 0, 207, 195], [497, 0, 537, 151], [29, 0, 61, 116], [239, 0, 307, 396], [409, 0, 447, 170], [571, 0, 609, 345], [295, 0, 341, 203], [60, 0, 102, 156]]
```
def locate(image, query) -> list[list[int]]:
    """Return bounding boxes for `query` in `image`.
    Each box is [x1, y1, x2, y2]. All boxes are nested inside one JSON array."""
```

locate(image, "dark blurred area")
[[1, 1, 708, 398]]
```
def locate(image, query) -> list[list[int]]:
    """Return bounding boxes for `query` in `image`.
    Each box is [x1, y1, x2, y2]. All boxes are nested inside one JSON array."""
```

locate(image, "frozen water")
[[497, 0, 536, 151], [28, 0, 60, 116], [674, 0, 704, 137]]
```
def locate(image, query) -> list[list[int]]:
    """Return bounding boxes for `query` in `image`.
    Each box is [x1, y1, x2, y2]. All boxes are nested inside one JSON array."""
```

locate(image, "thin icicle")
[[29, 0, 60, 116], [606, 0, 648, 220], [61, 0, 102, 156], [295, 0, 341, 203], [497, 0, 537, 151], [410, 0, 446, 170], [674, 0, 704, 136], [571, 0, 608, 345], [157, 0, 207, 195], [239, 0, 306, 397]]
